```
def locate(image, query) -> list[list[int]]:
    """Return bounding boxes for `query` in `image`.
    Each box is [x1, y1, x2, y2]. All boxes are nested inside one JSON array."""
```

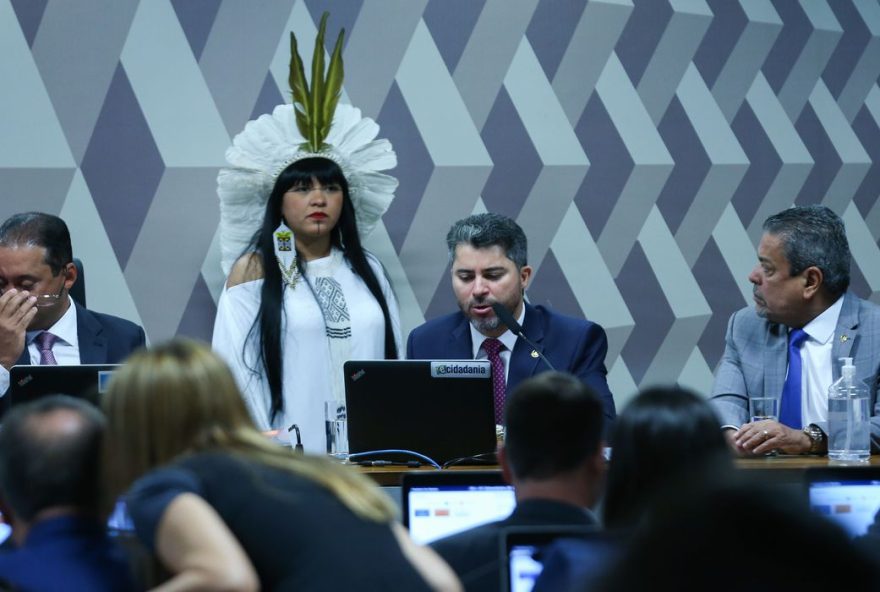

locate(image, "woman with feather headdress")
[[213, 15, 400, 452]]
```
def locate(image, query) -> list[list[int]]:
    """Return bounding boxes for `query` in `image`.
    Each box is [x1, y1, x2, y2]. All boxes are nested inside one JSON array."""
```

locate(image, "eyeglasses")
[[32, 281, 66, 308], [286, 184, 342, 197], [0, 272, 67, 308]]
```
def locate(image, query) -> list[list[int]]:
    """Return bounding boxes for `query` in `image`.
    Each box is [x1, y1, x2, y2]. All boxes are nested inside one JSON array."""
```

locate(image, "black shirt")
[[127, 451, 432, 591]]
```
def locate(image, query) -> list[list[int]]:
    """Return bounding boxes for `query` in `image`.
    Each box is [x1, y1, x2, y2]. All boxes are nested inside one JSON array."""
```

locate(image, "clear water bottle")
[[827, 357, 870, 462]]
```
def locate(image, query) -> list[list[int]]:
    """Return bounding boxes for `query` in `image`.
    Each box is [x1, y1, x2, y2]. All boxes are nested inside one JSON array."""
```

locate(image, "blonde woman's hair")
[[101, 338, 395, 522]]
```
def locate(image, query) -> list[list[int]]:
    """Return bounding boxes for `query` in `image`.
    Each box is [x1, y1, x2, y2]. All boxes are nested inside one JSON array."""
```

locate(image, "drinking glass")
[[325, 401, 348, 459], [749, 397, 778, 456], [749, 397, 778, 423]]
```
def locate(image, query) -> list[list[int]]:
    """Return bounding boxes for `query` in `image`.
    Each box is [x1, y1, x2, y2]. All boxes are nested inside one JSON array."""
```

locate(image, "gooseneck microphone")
[[490, 302, 556, 371], [287, 423, 304, 454]]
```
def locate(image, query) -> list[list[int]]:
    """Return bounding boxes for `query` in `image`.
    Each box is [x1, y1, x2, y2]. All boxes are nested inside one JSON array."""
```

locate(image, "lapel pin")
[[840, 335, 849, 343], [530, 350, 539, 358]]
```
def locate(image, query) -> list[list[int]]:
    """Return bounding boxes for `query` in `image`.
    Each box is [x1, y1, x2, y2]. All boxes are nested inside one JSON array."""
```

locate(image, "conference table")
[[355, 455, 880, 487]]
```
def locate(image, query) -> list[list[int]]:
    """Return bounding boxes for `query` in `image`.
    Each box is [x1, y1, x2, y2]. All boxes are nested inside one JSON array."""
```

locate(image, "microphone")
[[490, 302, 555, 371], [287, 423, 304, 454]]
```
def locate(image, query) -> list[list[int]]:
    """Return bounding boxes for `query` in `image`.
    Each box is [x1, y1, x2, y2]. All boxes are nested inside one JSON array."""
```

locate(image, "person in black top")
[[602, 385, 732, 531], [102, 339, 460, 592], [430, 371, 605, 592], [599, 476, 880, 592]]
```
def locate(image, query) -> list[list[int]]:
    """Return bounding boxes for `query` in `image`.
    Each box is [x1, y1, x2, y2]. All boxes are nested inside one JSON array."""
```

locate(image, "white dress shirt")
[[722, 297, 843, 432], [798, 295, 843, 427], [469, 306, 526, 383]]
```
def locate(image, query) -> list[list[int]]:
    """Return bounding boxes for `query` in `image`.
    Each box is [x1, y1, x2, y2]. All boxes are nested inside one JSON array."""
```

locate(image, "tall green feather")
[[321, 28, 345, 142], [309, 13, 328, 152], [287, 12, 345, 153], [288, 31, 311, 145]]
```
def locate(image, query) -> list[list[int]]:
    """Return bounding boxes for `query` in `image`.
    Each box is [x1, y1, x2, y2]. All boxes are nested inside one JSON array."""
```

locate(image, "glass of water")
[[748, 396, 778, 456], [325, 401, 348, 459], [749, 397, 778, 423]]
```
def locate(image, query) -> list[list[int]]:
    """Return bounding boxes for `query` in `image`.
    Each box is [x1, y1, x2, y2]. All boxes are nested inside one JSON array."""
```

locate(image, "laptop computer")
[[8, 364, 119, 408], [402, 470, 515, 544], [501, 526, 613, 592], [344, 360, 496, 465], [806, 466, 880, 537]]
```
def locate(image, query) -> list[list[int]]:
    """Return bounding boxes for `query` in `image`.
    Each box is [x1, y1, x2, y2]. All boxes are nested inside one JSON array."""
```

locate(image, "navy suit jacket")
[[14, 302, 145, 367], [430, 499, 597, 592], [406, 304, 616, 427], [0, 515, 136, 591]]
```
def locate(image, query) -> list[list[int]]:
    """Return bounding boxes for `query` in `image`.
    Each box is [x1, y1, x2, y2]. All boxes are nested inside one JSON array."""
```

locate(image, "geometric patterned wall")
[[3, 0, 880, 409]]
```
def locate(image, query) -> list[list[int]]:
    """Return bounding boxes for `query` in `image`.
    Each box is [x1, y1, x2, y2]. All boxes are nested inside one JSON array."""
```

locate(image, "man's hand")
[[733, 419, 811, 456], [0, 289, 36, 370]]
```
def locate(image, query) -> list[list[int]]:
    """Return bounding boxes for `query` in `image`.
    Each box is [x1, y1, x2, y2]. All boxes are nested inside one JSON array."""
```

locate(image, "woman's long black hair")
[[602, 385, 731, 531], [244, 157, 398, 421]]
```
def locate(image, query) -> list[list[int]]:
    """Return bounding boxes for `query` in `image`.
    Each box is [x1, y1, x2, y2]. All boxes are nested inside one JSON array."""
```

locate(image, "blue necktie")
[[779, 328, 808, 428]]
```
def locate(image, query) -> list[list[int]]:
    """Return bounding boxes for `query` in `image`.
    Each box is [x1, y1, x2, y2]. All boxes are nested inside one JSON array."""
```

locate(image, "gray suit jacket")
[[710, 291, 880, 451]]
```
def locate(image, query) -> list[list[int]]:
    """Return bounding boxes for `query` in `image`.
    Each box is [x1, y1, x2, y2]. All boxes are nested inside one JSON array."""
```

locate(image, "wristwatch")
[[802, 424, 827, 455]]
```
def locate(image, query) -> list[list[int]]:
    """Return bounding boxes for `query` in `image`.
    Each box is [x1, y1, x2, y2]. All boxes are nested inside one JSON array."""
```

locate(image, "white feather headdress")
[[216, 14, 398, 275]]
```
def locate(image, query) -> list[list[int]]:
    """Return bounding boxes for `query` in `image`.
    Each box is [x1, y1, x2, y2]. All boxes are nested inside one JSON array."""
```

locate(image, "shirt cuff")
[[0, 366, 9, 397]]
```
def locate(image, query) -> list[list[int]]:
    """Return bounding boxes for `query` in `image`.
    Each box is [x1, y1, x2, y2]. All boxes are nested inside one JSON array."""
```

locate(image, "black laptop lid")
[[344, 360, 496, 465], [8, 364, 119, 408]]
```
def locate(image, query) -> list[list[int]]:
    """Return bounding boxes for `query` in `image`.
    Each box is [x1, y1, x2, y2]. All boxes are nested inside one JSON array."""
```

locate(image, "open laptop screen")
[[502, 527, 615, 592], [807, 467, 880, 537], [402, 471, 515, 544], [0, 515, 10, 546], [106, 500, 134, 535]]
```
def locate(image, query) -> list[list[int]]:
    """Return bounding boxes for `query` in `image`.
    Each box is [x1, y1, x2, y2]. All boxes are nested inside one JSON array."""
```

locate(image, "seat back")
[[70, 258, 86, 307]]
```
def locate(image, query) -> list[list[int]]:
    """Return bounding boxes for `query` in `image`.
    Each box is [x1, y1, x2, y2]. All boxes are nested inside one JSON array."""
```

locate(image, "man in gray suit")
[[710, 205, 880, 455]]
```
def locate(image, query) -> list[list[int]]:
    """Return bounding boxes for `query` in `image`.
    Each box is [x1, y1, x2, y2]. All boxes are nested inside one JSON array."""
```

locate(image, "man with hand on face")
[[0, 212, 145, 399], [710, 205, 880, 455], [406, 213, 615, 428]]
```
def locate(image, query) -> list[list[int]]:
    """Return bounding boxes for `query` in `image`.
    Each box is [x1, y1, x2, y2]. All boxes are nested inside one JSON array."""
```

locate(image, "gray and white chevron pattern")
[[3, 0, 880, 408]]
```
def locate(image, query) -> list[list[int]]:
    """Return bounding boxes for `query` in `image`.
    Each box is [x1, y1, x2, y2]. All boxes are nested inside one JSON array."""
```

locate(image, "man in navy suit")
[[431, 372, 606, 592], [407, 213, 616, 427], [0, 213, 145, 397], [0, 395, 136, 591]]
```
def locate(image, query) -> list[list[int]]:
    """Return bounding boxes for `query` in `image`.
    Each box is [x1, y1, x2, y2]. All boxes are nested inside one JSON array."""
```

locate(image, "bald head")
[[0, 396, 105, 522]]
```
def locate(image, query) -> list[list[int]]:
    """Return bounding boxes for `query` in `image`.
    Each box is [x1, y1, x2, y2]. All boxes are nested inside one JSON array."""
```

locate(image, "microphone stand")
[[490, 302, 556, 371]]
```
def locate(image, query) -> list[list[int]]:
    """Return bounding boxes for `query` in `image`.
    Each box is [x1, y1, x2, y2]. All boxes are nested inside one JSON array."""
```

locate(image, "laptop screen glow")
[[407, 484, 515, 544], [809, 479, 880, 537], [508, 544, 543, 592]]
